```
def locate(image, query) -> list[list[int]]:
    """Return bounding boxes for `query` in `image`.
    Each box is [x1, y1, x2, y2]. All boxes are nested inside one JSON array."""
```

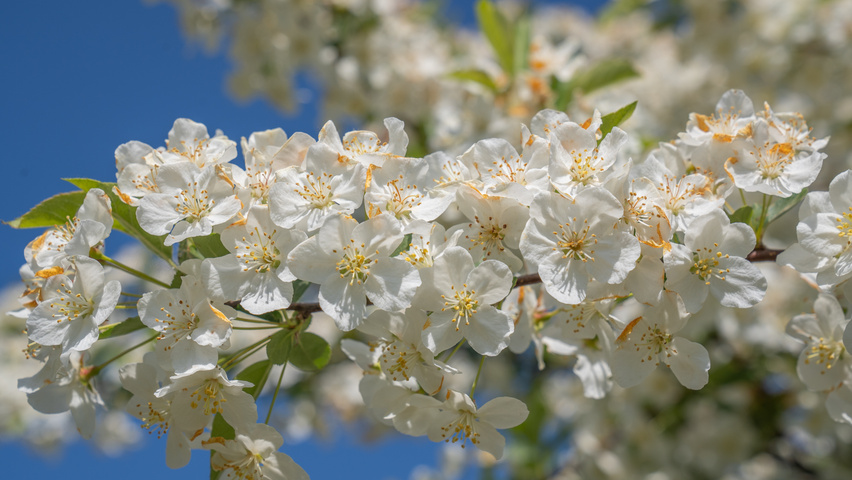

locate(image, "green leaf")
[[599, 101, 638, 141], [209, 412, 235, 478], [476, 0, 514, 77], [191, 234, 231, 258], [766, 189, 808, 224], [446, 70, 498, 93], [5, 191, 86, 229], [266, 329, 294, 365], [210, 412, 235, 441], [291, 280, 311, 304], [169, 270, 185, 289], [748, 203, 763, 233], [600, 0, 647, 23], [728, 205, 754, 226], [512, 10, 531, 77], [289, 332, 331, 372], [572, 58, 639, 94], [554, 58, 639, 111], [391, 233, 413, 257], [64, 178, 173, 264], [236, 359, 272, 398], [98, 316, 146, 340]]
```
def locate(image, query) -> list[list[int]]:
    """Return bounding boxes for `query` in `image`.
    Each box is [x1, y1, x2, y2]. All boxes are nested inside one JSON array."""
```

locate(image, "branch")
[[746, 247, 782, 262], [226, 246, 784, 314]]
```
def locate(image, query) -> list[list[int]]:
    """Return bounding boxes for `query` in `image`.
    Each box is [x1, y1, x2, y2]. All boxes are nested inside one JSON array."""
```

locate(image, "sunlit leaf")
[[476, 0, 514, 76], [64, 178, 173, 263], [447, 70, 498, 93], [98, 316, 146, 340], [5, 191, 86, 229], [289, 332, 331, 371], [599, 101, 638, 141]]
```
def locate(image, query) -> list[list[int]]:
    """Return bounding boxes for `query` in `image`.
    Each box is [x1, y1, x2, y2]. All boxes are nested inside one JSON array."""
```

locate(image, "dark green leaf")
[[391, 233, 413, 257], [209, 413, 234, 480], [476, 0, 514, 76], [192, 234, 231, 258], [291, 280, 311, 304], [210, 412, 235, 440], [169, 270, 185, 289], [236, 359, 272, 398], [599, 101, 638, 141], [266, 329, 294, 365], [766, 189, 807, 224], [98, 316, 146, 340], [728, 205, 754, 226], [446, 70, 498, 93], [289, 332, 331, 372], [64, 178, 173, 263], [5, 191, 86, 229]]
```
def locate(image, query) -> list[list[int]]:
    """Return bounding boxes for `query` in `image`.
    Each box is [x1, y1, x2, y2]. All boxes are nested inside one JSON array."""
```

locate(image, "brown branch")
[[746, 247, 783, 262], [226, 247, 784, 314], [515, 273, 542, 287]]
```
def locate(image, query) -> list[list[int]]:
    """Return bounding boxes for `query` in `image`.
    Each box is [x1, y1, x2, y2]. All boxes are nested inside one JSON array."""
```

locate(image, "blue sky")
[[0, 1, 603, 478]]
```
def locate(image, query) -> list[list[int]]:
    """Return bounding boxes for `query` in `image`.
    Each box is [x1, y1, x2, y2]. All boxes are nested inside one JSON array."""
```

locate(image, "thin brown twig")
[[225, 246, 784, 313]]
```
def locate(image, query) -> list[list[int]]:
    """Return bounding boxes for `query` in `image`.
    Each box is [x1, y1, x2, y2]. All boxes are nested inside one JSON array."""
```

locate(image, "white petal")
[[664, 337, 710, 390]]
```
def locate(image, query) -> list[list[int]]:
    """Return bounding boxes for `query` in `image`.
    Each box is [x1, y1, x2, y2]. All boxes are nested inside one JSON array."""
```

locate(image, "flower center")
[[567, 148, 603, 184], [218, 454, 264, 480], [49, 282, 93, 323], [133, 400, 170, 438], [757, 143, 793, 180], [153, 298, 199, 347], [835, 209, 852, 244], [342, 132, 383, 156], [442, 285, 479, 331], [382, 177, 421, 219], [486, 153, 523, 184], [689, 245, 730, 284], [469, 216, 507, 254], [173, 138, 212, 167], [553, 219, 595, 261], [174, 181, 214, 220], [438, 411, 480, 447], [804, 337, 845, 374], [235, 227, 280, 273], [296, 171, 335, 209], [380, 339, 421, 382], [336, 242, 376, 285], [189, 379, 225, 416]]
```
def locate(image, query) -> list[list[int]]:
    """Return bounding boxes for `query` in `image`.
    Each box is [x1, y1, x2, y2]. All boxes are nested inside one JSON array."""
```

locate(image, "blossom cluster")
[[8, 83, 849, 478]]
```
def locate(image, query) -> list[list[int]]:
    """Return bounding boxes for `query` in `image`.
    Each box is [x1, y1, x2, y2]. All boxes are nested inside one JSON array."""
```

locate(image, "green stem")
[[121, 292, 143, 298], [265, 364, 287, 424], [90, 251, 170, 288], [470, 355, 486, 397], [739, 188, 748, 207], [755, 194, 771, 246], [221, 337, 271, 371], [234, 317, 281, 325], [442, 340, 466, 363], [87, 333, 157, 378], [233, 326, 284, 331]]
